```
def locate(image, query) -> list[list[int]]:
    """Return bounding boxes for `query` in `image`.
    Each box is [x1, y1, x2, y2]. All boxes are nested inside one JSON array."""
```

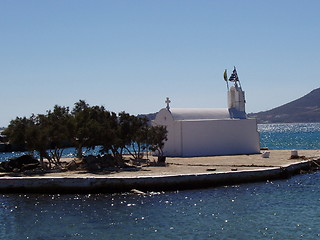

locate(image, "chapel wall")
[[162, 121, 182, 157], [153, 108, 183, 156], [177, 119, 260, 157]]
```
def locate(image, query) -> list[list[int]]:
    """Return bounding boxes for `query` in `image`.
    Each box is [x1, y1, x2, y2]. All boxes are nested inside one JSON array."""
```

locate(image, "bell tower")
[[228, 82, 245, 112], [225, 67, 246, 119]]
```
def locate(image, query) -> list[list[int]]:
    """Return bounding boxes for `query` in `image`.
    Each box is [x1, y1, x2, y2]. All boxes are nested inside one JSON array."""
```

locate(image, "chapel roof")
[[169, 108, 231, 120]]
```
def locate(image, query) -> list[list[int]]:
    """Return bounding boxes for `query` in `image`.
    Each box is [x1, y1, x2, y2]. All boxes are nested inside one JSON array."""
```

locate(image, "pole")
[[234, 66, 242, 90]]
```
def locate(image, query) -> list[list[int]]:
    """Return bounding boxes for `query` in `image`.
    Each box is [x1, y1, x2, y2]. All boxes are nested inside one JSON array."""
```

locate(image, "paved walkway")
[[106, 149, 320, 177], [0, 150, 319, 193], [2, 149, 319, 178]]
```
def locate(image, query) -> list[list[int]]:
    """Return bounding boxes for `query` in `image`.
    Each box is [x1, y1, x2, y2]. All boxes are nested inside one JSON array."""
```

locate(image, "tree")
[[3, 105, 73, 169], [25, 114, 51, 168], [45, 105, 72, 166], [98, 110, 124, 164], [3, 116, 30, 149], [121, 113, 149, 159], [3, 115, 52, 168], [4, 100, 169, 170], [71, 100, 98, 159], [147, 125, 168, 160]]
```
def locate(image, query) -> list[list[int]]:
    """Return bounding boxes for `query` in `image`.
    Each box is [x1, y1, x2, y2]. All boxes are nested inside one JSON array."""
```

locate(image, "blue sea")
[[0, 123, 320, 240]]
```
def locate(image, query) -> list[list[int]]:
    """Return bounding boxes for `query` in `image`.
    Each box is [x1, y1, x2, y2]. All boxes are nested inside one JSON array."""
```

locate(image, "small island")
[[0, 76, 319, 193]]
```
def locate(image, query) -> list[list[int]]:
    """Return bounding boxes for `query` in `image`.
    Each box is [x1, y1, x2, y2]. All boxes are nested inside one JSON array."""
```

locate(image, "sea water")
[[0, 123, 320, 239], [1, 175, 320, 240], [259, 122, 320, 150]]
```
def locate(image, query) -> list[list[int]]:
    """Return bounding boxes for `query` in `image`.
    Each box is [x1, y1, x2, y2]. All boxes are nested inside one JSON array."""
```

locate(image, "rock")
[[66, 160, 79, 171], [0, 155, 39, 172], [83, 154, 117, 171], [131, 189, 146, 195], [206, 168, 216, 171], [83, 155, 101, 171], [83, 155, 97, 165], [21, 163, 41, 171], [101, 155, 117, 168], [157, 156, 166, 163]]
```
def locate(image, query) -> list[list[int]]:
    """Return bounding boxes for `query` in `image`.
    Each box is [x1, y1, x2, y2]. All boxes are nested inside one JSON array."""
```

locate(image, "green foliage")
[[3, 116, 31, 147], [4, 114, 52, 167], [71, 101, 110, 158], [147, 125, 168, 156], [45, 105, 72, 166], [4, 100, 168, 169], [120, 113, 149, 159]]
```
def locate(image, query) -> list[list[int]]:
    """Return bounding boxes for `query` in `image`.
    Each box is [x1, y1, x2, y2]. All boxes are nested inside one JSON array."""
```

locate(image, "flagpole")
[[234, 66, 243, 89], [237, 70, 242, 89], [238, 78, 242, 89], [226, 78, 229, 91]]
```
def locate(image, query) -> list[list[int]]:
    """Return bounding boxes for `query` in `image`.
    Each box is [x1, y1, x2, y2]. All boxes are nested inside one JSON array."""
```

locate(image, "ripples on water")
[[0, 147, 100, 162], [1, 172, 320, 239], [258, 123, 320, 150]]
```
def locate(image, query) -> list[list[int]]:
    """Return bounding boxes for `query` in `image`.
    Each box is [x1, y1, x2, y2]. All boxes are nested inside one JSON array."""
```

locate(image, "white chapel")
[[153, 68, 260, 157]]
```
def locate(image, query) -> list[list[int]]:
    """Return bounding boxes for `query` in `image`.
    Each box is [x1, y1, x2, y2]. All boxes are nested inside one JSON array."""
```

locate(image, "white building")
[[153, 70, 260, 157]]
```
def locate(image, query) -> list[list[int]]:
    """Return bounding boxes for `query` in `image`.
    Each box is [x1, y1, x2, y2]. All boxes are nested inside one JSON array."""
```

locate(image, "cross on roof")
[[165, 97, 171, 110]]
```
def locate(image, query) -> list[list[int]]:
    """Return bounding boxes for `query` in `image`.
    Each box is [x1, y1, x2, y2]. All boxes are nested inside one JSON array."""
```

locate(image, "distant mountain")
[[248, 88, 320, 123], [137, 113, 157, 121]]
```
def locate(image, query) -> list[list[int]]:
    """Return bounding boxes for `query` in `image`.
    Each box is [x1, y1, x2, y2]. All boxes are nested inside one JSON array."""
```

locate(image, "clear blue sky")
[[1, 0, 319, 127]]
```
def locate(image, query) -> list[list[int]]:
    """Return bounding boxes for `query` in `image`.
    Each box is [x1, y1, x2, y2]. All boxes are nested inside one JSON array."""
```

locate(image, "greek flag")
[[229, 67, 239, 82]]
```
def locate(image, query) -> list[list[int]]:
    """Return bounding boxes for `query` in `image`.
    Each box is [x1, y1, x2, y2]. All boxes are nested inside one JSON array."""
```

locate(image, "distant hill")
[[137, 113, 157, 121], [248, 88, 320, 123]]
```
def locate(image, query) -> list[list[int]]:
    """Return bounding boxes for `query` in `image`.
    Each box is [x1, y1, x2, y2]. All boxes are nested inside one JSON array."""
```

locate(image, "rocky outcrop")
[[0, 155, 39, 172], [83, 155, 119, 171]]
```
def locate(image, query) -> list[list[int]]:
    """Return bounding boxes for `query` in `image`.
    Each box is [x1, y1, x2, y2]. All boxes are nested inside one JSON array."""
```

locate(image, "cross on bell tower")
[[165, 97, 171, 110]]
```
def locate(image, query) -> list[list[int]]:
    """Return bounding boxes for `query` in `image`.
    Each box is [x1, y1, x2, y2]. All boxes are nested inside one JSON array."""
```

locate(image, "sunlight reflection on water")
[[1, 172, 320, 239]]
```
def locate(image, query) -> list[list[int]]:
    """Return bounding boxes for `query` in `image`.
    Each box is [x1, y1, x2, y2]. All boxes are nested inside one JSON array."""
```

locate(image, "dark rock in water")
[[0, 154, 39, 172]]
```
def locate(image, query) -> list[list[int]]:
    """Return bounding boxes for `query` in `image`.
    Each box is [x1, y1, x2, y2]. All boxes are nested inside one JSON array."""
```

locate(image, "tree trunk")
[[76, 145, 83, 159]]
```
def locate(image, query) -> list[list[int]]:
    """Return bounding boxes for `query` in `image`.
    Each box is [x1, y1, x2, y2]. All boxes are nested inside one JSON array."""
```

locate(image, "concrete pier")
[[0, 150, 319, 193]]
